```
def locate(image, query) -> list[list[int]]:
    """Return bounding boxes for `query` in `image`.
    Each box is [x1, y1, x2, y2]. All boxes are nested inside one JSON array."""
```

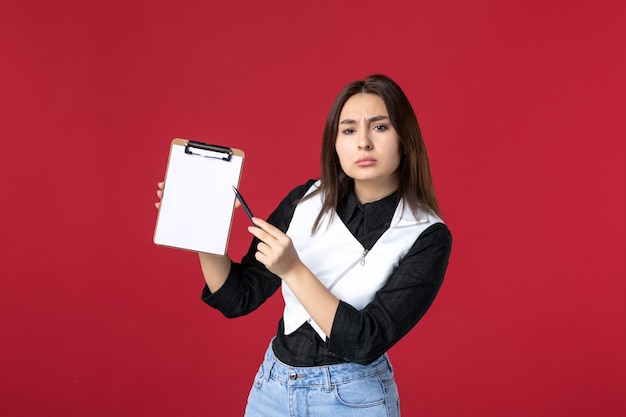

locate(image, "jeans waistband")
[[261, 343, 393, 388]]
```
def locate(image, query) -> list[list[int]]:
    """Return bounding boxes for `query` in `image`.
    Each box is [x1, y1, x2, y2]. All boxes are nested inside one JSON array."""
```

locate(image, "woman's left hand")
[[248, 218, 303, 279], [249, 217, 339, 338]]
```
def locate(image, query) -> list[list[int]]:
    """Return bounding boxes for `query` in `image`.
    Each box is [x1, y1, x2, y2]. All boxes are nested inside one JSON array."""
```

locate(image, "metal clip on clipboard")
[[184, 140, 233, 161]]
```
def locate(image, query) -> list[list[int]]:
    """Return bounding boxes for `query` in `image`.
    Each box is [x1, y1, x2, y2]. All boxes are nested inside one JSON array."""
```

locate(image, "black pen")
[[232, 186, 255, 224]]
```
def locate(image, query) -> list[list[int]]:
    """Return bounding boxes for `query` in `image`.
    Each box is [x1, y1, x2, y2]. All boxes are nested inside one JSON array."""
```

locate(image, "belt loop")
[[383, 353, 393, 373], [323, 366, 332, 392], [265, 357, 276, 382]]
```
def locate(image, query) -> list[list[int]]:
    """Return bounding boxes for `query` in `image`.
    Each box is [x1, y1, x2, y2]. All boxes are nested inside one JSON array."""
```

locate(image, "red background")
[[1, 1, 625, 416]]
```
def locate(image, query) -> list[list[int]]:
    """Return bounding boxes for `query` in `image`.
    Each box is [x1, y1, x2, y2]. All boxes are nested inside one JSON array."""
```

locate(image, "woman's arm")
[[247, 221, 451, 352], [199, 180, 318, 317], [247, 217, 340, 338], [326, 223, 452, 364], [197, 252, 232, 293]]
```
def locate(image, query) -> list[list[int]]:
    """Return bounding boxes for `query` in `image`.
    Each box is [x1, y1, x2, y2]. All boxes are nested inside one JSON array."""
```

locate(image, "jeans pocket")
[[333, 376, 386, 408]]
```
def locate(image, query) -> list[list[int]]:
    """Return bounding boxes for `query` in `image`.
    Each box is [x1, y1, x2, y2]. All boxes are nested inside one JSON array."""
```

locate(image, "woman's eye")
[[342, 128, 356, 134], [373, 125, 387, 131]]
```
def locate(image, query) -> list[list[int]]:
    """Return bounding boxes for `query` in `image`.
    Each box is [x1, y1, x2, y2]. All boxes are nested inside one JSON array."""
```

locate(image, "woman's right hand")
[[155, 181, 164, 209]]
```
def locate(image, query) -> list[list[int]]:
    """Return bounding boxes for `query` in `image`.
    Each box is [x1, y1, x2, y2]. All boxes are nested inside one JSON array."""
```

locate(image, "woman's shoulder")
[[411, 221, 452, 254], [267, 179, 319, 231], [283, 179, 320, 202]]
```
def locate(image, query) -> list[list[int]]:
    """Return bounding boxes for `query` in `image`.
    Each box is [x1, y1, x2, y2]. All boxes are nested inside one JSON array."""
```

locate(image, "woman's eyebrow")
[[339, 115, 390, 125], [368, 115, 390, 123]]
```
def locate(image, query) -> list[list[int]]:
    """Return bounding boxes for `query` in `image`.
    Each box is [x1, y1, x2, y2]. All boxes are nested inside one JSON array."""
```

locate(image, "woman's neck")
[[353, 176, 399, 204]]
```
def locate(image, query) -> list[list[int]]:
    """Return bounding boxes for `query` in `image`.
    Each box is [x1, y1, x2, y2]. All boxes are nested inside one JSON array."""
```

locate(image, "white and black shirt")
[[202, 179, 452, 366]]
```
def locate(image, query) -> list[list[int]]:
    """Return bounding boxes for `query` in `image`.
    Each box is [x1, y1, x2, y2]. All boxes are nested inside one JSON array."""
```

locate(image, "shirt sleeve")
[[201, 180, 317, 317], [326, 222, 452, 364]]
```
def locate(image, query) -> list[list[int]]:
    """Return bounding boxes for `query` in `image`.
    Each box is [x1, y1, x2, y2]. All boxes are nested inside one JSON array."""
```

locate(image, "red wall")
[[1, 1, 624, 416]]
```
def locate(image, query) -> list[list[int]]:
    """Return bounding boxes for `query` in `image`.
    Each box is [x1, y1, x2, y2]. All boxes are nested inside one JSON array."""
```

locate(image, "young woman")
[[156, 74, 452, 416]]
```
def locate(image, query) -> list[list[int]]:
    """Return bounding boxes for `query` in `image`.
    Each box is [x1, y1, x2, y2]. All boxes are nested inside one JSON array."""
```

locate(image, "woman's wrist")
[[279, 261, 310, 287]]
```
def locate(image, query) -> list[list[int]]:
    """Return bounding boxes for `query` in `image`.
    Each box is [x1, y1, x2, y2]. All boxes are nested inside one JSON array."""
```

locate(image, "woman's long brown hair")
[[307, 74, 442, 233]]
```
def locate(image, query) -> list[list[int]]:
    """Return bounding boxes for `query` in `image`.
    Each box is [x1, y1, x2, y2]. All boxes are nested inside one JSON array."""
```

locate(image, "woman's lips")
[[356, 157, 376, 167]]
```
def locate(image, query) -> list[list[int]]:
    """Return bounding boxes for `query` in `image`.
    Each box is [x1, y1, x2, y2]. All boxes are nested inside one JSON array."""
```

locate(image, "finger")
[[251, 217, 269, 229], [157, 189, 163, 199], [234, 199, 241, 209], [251, 217, 283, 239], [256, 241, 271, 255], [256, 221, 293, 250], [254, 250, 267, 266], [248, 224, 274, 244], [157, 181, 164, 190], [155, 202, 160, 209], [254, 242, 271, 265]]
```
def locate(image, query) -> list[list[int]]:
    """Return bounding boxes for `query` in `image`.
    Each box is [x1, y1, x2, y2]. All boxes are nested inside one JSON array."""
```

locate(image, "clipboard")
[[154, 138, 245, 255]]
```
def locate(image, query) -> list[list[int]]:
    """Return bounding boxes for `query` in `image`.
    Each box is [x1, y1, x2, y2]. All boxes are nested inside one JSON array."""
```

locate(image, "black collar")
[[337, 188, 400, 235]]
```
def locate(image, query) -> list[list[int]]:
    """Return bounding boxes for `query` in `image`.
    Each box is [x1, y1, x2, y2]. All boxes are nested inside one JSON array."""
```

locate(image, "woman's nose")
[[358, 131, 373, 150]]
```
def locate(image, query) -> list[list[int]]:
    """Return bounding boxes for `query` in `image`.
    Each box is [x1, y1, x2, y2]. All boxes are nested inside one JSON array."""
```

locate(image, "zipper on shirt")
[[327, 248, 369, 291], [360, 249, 369, 266]]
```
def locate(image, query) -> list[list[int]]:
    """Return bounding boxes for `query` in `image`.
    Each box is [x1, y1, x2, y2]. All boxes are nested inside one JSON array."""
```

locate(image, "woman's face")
[[335, 93, 402, 202]]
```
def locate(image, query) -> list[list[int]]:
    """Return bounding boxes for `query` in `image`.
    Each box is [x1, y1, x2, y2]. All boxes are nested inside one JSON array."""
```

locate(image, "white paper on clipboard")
[[154, 138, 245, 255]]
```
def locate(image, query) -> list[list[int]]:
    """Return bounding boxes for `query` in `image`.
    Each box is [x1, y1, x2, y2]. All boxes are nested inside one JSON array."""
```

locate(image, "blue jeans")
[[244, 342, 400, 417]]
